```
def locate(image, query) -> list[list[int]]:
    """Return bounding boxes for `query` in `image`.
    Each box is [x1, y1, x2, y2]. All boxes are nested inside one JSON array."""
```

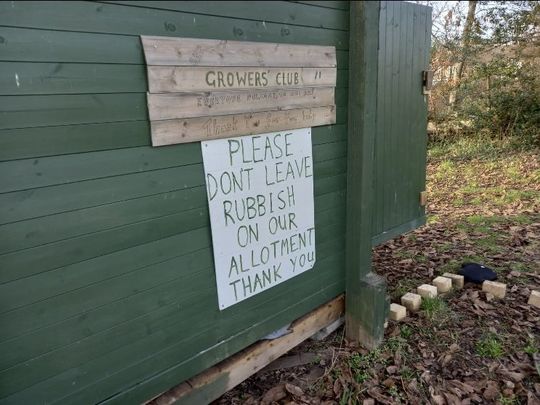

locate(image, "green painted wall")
[[0, 1, 429, 403]]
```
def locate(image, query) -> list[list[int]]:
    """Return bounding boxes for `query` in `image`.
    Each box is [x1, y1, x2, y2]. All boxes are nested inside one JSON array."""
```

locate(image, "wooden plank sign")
[[147, 66, 337, 93], [201, 128, 316, 309], [141, 36, 336, 145], [141, 36, 336, 67], [147, 87, 334, 121], [151, 106, 335, 146]]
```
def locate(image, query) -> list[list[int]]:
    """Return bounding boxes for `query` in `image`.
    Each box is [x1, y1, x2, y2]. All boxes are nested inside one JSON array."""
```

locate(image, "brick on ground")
[[528, 290, 540, 309], [417, 284, 438, 299], [401, 292, 422, 312], [442, 273, 464, 288], [389, 303, 407, 321], [433, 276, 452, 293], [482, 280, 506, 299]]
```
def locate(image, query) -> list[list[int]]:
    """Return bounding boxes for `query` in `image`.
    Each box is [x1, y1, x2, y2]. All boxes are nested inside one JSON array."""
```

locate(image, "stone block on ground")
[[389, 303, 407, 321], [443, 273, 464, 288], [417, 284, 438, 299], [433, 276, 452, 293], [528, 290, 540, 309], [401, 292, 422, 312], [482, 280, 506, 299]]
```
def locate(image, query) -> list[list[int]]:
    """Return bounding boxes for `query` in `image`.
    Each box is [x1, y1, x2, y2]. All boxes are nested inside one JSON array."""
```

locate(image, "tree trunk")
[[449, 0, 477, 106]]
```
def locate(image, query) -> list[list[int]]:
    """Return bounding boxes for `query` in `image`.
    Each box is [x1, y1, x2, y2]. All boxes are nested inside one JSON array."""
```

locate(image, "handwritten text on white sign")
[[202, 128, 316, 309]]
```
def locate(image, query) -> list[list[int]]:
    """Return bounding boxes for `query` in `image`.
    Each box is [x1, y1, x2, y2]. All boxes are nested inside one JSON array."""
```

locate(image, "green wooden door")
[[371, 1, 432, 245]]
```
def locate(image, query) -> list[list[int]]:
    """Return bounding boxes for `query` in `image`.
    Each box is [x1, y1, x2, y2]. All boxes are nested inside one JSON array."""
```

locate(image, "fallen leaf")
[[386, 365, 398, 374], [483, 381, 500, 401], [261, 385, 287, 405]]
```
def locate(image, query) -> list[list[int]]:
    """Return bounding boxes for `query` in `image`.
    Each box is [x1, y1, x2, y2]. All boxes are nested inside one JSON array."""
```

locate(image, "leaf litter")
[[217, 151, 539, 404]]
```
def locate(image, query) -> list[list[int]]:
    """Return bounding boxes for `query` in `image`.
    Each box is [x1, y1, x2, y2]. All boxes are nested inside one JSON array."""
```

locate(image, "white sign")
[[202, 128, 316, 309]]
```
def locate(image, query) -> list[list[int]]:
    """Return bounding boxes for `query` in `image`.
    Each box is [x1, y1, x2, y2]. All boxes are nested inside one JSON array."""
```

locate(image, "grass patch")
[[400, 325, 414, 339], [498, 395, 518, 405], [476, 334, 505, 359], [384, 336, 408, 353], [348, 349, 384, 384], [438, 260, 461, 274], [524, 337, 538, 355], [462, 214, 535, 228], [428, 135, 532, 162], [392, 278, 423, 300], [510, 262, 529, 273], [436, 242, 454, 253], [347, 341, 409, 383], [475, 235, 500, 252], [421, 297, 450, 321]]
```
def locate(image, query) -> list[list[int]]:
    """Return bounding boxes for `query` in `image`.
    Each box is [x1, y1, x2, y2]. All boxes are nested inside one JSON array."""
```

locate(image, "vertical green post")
[[345, 0, 388, 349]]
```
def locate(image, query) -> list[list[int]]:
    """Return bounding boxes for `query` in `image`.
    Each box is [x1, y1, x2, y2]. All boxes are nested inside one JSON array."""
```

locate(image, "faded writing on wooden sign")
[[141, 36, 337, 146], [202, 128, 315, 309]]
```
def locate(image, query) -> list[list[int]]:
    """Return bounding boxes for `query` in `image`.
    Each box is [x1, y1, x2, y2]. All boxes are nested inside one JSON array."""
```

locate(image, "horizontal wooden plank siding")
[[0, 62, 148, 95], [0, 2, 350, 404], [0, 1, 349, 48], [105, 1, 350, 30], [0, 25, 349, 65]]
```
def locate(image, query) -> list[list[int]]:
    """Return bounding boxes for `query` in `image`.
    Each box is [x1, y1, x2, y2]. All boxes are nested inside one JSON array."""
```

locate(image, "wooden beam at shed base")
[[146, 295, 344, 405]]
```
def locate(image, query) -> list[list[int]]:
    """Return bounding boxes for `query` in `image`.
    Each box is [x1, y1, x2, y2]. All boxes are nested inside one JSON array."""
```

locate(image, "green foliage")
[[421, 297, 449, 320], [459, 58, 540, 145], [400, 325, 414, 339], [427, 1, 540, 148], [476, 333, 505, 358], [428, 135, 532, 162], [498, 394, 519, 405], [524, 337, 538, 355], [348, 353, 371, 383]]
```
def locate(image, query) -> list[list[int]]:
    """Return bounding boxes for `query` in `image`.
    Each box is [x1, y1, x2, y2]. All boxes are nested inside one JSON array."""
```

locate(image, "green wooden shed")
[[0, 1, 431, 403]]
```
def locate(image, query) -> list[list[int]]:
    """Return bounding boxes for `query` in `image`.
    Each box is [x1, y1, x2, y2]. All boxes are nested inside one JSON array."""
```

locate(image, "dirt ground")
[[217, 147, 540, 405]]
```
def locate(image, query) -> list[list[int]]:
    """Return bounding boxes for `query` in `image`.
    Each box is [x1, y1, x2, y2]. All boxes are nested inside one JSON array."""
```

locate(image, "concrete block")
[[417, 284, 438, 299], [433, 276, 452, 293], [389, 303, 407, 321], [401, 292, 422, 312], [528, 290, 540, 309], [482, 280, 506, 299], [443, 273, 464, 289]]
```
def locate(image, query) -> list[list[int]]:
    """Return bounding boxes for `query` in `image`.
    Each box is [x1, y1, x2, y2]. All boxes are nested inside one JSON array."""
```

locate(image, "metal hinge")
[[422, 70, 433, 95]]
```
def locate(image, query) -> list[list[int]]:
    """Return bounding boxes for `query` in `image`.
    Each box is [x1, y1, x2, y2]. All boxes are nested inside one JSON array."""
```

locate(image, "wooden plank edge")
[[145, 294, 345, 405]]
